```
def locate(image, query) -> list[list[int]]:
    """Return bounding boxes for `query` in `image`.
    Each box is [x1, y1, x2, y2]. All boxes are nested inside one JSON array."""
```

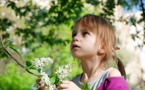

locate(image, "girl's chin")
[[72, 54, 84, 59], [71, 51, 85, 58], [71, 54, 79, 58]]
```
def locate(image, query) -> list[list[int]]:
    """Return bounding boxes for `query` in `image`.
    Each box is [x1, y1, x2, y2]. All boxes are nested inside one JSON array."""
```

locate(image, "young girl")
[[59, 14, 130, 90]]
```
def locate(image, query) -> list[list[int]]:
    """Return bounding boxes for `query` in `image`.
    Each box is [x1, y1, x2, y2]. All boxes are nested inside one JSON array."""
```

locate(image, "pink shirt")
[[97, 76, 130, 90]]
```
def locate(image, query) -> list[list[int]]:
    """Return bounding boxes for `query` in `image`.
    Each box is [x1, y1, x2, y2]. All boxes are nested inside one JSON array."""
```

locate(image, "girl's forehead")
[[73, 24, 93, 32]]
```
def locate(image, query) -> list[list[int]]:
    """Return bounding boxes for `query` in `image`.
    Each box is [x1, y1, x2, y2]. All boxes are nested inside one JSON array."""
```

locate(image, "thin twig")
[[0, 31, 37, 76], [3, 48, 38, 76]]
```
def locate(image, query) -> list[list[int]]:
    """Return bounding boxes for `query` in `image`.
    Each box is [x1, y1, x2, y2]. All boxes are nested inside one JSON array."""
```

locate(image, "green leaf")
[[24, 65, 30, 70], [50, 77, 56, 84], [38, 68, 41, 73], [26, 60, 32, 67], [82, 82, 92, 90], [82, 82, 87, 89], [29, 66, 37, 70], [8, 44, 21, 58], [54, 75, 61, 85]]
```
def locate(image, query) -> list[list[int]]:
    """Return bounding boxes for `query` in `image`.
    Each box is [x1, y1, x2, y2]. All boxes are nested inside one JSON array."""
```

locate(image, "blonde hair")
[[73, 14, 126, 78]]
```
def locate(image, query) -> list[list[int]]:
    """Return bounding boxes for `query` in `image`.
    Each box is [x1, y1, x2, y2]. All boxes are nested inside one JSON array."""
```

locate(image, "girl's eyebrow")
[[72, 29, 78, 33], [72, 28, 88, 34], [80, 28, 89, 32], [72, 30, 75, 33]]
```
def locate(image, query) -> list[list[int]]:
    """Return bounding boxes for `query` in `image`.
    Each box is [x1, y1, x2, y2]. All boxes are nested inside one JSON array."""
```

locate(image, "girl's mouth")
[[72, 44, 80, 49]]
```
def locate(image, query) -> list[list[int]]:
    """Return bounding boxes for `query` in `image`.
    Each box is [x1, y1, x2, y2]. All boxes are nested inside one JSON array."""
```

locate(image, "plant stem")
[[4, 48, 38, 76], [0, 31, 38, 76]]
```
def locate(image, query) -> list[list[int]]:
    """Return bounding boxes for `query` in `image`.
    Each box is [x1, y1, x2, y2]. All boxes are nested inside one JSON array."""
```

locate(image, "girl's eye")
[[83, 32, 89, 36], [72, 33, 76, 37]]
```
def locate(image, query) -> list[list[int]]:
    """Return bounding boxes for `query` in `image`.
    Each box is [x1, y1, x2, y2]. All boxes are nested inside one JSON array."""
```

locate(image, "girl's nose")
[[73, 34, 80, 42]]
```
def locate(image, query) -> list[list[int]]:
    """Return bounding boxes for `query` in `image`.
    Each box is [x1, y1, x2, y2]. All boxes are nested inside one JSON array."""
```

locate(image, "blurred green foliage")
[[0, 63, 37, 90]]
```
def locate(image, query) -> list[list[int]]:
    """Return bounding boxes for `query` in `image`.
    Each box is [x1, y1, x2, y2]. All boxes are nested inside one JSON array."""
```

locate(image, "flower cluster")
[[39, 72, 51, 86], [37, 72, 57, 90], [56, 64, 72, 81], [33, 57, 53, 70], [28, 57, 72, 90]]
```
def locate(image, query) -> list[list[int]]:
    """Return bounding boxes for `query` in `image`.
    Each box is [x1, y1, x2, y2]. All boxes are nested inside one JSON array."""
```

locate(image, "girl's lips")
[[72, 44, 80, 49]]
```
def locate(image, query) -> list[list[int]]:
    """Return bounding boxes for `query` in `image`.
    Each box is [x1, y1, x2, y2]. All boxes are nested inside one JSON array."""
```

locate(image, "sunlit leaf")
[[8, 44, 21, 58], [50, 77, 56, 84], [24, 65, 29, 70], [82, 82, 92, 90]]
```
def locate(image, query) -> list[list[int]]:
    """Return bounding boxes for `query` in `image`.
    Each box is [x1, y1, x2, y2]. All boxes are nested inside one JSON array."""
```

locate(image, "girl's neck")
[[81, 68, 105, 83], [80, 56, 107, 83]]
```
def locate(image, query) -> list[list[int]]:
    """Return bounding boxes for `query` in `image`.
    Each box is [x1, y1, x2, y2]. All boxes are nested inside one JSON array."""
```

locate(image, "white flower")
[[32, 57, 72, 90], [32, 0, 52, 10], [38, 71, 57, 90], [65, 64, 71, 69], [56, 64, 72, 81], [40, 72, 51, 86], [40, 57, 53, 65], [33, 57, 54, 70], [33, 58, 43, 69]]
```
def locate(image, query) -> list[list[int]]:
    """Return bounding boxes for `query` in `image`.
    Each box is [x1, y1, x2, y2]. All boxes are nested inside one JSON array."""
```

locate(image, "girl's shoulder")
[[107, 68, 121, 77], [98, 76, 130, 90], [102, 67, 121, 78], [98, 68, 129, 90]]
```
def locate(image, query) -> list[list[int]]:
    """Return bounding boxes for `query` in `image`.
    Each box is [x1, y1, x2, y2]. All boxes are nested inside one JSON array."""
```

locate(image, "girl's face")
[[70, 25, 99, 59]]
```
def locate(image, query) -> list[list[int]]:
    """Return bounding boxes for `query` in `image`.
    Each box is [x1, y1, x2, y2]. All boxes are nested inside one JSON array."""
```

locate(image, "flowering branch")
[[0, 31, 37, 76], [1, 31, 92, 90], [30, 57, 72, 90], [3, 48, 38, 76]]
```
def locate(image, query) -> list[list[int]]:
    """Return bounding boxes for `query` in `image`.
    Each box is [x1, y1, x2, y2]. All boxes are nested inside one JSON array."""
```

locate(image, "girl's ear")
[[97, 45, 106, 55]]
